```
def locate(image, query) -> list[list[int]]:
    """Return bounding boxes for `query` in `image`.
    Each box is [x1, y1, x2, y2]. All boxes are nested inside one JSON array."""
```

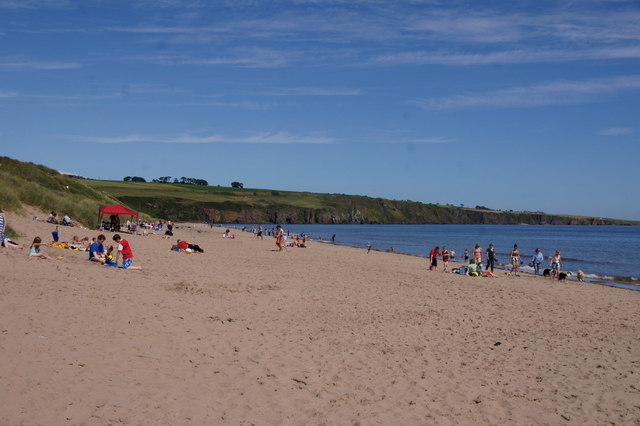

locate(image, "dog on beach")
[[576, 270, 585, 282], [543, 268, 552, 278], [558, 271, 573, 282]]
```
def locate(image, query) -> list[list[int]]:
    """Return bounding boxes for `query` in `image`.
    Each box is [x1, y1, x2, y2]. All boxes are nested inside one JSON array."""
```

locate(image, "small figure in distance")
[[275, 225, 285, 252], [486, 243, 497, 273], [510, 244, 521, 276], [47, 211, 58, 224], [62, 213, 73, 226], [550, 250, 562, 280], [473, 243, 483, 265], [442, 246, 450, 272], [463, 248, 469, 263], [367, 242, 372, 253], [531, 248, 544, 275], [428, 246, 440, 271]]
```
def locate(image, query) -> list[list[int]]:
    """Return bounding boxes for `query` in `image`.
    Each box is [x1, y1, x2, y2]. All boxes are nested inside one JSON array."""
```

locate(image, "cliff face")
[[119, 195, 631, 226]]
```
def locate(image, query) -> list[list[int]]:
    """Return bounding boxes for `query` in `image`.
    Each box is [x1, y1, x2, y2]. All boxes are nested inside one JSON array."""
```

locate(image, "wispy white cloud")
[[413, 75, 640, 110], [0, 90, 19, 98], [599, 127, 634, 136], [261, 87, 363, 96], [84, 131, 337, 144], [0, 59, 81, 69], [0, 0, 72, 8], [374, 45, 640, 66]]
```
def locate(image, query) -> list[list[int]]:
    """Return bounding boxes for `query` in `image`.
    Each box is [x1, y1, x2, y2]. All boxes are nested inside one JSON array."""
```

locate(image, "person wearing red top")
[[441, 246, 450, 272], [429, 246, 440, 271], [113, 234, 141, 270], [177, 240, 189, 251]]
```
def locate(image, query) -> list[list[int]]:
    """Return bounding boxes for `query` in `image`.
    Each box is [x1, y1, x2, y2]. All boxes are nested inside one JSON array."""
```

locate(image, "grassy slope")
[[83, 180, 640, 225], [0, 157, 133, 228]]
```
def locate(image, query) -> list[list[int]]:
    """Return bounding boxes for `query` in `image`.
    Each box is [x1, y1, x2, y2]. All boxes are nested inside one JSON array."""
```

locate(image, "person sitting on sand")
[[89, 234, 107, 264], [29, 237, 53, 260], [1, 207, 24, 249], [62, 213, 73, 226], [113, 234, 142, 270], [47, 211, 58, 224], [467, 258, 479, 277], [104, 245, 117, 267]]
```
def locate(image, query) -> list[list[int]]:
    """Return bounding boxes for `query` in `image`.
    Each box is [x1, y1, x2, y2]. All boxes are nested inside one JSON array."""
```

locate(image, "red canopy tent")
[[97, 204, 139, 229]]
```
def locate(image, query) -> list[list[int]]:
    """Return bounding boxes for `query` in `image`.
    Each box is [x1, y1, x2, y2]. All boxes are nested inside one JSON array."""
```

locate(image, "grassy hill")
[[0, 156, 125, 228], [1, 156, 637, 226]]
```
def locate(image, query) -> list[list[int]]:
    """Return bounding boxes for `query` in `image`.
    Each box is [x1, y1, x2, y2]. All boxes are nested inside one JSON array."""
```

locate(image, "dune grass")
[[0, 157, 125, 227]]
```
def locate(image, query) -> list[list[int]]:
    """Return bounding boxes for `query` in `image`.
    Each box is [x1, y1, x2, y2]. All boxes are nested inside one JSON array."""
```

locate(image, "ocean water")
[[239, 224, 640, 290]]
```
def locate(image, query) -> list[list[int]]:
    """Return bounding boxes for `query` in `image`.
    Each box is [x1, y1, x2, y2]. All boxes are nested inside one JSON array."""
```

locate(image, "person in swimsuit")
[[510, 244, 521, 276], [550, 250, 562, 280]]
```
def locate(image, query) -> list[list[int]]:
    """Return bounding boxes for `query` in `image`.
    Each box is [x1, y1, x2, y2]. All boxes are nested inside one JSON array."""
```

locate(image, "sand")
[[1, 209, 639, 425]]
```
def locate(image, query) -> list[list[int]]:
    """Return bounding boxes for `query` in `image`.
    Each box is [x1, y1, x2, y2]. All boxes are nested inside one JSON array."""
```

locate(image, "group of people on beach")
[[1, 207, 141, 269], [428, 242, 565, 279]]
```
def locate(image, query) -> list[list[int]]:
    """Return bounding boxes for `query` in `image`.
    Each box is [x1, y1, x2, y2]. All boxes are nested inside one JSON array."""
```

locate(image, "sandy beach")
[[1, 210, 639, 425]]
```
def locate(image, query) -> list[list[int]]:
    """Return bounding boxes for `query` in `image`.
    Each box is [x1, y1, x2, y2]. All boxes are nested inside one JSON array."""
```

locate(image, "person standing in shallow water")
[[331, 234, 336, 244]]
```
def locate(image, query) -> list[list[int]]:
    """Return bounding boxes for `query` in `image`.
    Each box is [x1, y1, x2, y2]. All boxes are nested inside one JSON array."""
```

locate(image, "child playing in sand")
[[29, 237, 53, 260], [89, 234, 106, 264], [113, 234, 142, 269], [104, 245, 117, 267]]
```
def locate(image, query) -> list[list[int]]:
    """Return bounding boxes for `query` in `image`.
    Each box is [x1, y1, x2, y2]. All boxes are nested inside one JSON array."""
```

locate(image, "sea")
[[229, 224, 640, 291]]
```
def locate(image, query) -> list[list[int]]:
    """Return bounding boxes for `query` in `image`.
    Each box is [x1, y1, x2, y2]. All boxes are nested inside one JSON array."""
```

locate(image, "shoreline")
[[248, 225, 640, 291], [1, 211, 639, 424]]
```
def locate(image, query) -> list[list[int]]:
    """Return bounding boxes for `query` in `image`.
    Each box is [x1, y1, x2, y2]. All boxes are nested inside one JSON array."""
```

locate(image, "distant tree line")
[[151, 176, 209, 186], [124, 176, 244, 188]]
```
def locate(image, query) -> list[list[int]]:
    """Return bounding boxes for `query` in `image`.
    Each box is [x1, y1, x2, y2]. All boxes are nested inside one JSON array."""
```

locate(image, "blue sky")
[[1, 0, 639, 220]]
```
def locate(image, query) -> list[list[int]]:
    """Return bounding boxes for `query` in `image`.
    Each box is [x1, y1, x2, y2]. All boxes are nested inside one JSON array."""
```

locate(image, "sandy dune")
[[1, 210, 639, 425]]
